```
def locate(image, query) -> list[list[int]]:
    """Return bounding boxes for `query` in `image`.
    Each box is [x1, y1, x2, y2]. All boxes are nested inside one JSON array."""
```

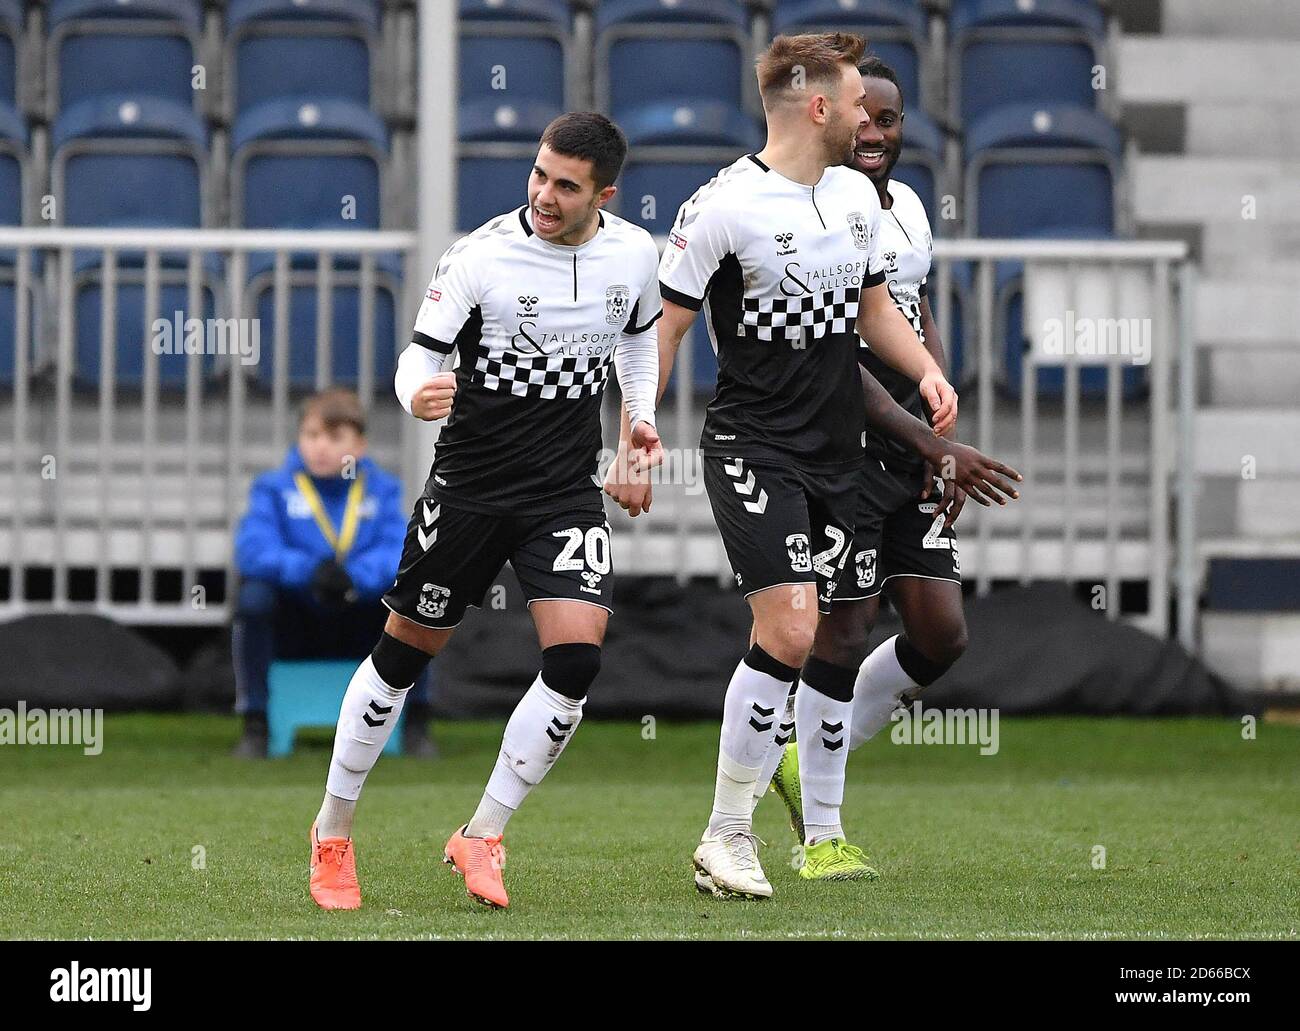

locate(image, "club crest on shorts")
[[785, 533, 812, 573], [416, 582, 450, 620], [855, 548, 877, 590], [605, 284, 630, 326], [846, 211, 872, 251]]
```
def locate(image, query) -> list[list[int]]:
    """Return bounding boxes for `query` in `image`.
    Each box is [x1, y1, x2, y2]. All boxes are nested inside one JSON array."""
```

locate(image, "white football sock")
[[316, 791, 356, 841], [795, 680, 853, 845], [752, 687, 796, 811], [849, 635, 920, 750], [465, 674, 584, 838], [707, 650, 794, 838], [323, 656, 411, 806]]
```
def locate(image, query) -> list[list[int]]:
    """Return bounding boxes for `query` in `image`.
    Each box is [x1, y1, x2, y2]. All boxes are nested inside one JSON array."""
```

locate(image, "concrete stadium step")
[[1193, 409, 1300, 475], [1118, 38, 1300, 104], [1202, 612, 1300, 695], [1206, 350, 1300, 407], [1200, 223, 1300, 270], [1161, 0, 1300, 39], [1132, 155, 1300, 223], [1235, 478, 1300, 539], [1195, 278, 1300, 347], [1186, 103, 1300, 159]]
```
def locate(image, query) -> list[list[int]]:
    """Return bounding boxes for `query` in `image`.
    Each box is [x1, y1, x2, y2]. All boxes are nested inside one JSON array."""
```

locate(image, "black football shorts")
[[703, 456, 859, 614], [383, 495, 613, 630], [836, 459, 961, 602]]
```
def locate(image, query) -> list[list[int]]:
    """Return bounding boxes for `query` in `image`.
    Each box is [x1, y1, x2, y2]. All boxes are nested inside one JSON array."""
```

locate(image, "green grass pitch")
[[1, 714, 1295, 939]]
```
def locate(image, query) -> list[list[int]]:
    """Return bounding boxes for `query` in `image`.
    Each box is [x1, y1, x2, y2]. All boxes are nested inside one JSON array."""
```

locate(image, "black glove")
[[310, 559, 357, 609]]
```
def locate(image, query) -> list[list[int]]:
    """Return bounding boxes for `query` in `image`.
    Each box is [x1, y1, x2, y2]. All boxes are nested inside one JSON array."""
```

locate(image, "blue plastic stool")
[[267, 660, 404, 758]]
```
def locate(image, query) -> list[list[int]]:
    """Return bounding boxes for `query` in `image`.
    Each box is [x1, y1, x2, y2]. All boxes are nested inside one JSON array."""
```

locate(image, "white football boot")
[[693, 831, 773, 899]]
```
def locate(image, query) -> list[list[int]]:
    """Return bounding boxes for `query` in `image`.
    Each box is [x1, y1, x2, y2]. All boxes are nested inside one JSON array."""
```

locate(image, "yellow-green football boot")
[[798, 838, 880, 882]]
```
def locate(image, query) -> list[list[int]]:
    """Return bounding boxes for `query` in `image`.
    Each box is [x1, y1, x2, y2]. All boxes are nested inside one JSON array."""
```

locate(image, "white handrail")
[[0, 228, 419, 251]]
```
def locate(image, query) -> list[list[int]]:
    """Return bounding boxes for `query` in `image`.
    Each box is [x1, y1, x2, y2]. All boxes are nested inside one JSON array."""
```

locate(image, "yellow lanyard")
[[294, 472, 366, 560]]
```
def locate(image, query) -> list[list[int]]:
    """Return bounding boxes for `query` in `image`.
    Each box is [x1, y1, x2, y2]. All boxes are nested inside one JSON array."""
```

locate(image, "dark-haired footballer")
[[765, 59, 1021, 870], [307, 112, 663, 912]]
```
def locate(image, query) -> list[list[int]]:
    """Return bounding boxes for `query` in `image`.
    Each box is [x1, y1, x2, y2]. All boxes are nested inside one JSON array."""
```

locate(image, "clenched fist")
[[411, 372, 456, 421]]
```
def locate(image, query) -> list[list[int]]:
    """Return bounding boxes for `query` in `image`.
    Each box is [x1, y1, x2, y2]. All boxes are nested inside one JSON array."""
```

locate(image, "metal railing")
[[614, 237, 1196, 649], [1, 226, 419, 624], [0, 229, 1197, 649]]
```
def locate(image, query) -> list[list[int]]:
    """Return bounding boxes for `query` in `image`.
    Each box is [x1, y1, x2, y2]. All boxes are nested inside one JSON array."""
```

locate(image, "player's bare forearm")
[[654, 298, 694, 406], [918, 295, 947, 384], [856, 283, 941, 382], [860, 364, 937, 458]]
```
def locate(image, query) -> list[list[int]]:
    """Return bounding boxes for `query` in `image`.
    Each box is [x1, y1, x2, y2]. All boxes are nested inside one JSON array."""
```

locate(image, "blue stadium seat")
[[771, 0, 929, 111], [596, 0, 751, 135], [71, 249, 220, 388], [0, 0, 21, 111], [964, 102, 1121, 237], [951, 0, 1105, 126], [618, 155, 761, 236], [457, 154, 532, 229], [53, 96, 207, 226], [458, 35, 565, 140], [232, 98, 388, 229], [226, 0, 380, 117], [0, 99, 23, 225], [46, 0, 203, 115], [459, 0, 569, 27], [890, 106, 946, 224], [0, 102, 29, 385], [995, 227, 1145, 400], [246, 250, 402, 391]]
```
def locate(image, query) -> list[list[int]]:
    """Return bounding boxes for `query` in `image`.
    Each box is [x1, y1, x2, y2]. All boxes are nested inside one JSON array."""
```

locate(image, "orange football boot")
[[443, 826, 509, 909], [309, 822, 361, 910]]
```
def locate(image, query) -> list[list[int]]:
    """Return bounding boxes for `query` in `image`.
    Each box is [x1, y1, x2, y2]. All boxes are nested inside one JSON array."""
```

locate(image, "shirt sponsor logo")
[[426, 287, 441, 302], [669, 231, 688, 250]]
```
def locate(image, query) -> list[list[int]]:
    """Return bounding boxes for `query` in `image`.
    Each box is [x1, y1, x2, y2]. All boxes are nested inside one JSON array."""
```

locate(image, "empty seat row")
[[460, 100, 1122, 238], [0, 250, 403, 390], [457, 0, 1107, 138], [1, 96, 388, 228], [4, 0, 397, 120]]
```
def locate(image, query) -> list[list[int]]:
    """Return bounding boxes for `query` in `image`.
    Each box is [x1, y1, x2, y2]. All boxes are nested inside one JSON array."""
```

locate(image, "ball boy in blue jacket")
[[232, 389, 434, 758]]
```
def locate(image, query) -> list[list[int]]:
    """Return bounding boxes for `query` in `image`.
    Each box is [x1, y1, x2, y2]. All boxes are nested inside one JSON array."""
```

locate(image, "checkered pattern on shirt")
[[738, 286, 860, 342], [471, 345, 612, 399]]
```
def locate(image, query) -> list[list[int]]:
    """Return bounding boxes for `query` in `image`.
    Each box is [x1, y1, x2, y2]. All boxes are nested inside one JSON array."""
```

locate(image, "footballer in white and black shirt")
[[604, 36, 965, 902], [752, 59, 1023, 882], [385, 182, 661, 630], [657, 155, 955, 615], [307, 114, 666, 913]]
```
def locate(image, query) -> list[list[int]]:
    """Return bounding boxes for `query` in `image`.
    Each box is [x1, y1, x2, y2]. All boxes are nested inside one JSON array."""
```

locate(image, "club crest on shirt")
[[855, 548, 877, 590], [605, 285, 630, 326], [846, 211, 872, 251], [786, 533, 812, 573], [416, 582, 450, 620]]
